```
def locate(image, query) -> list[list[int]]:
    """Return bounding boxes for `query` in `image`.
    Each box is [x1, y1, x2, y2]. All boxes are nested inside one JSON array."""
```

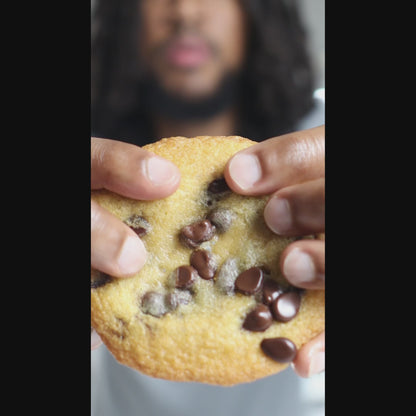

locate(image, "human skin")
[[91, 138, 181, 278], [138, 0, 248, 99], [225, 125, 325, 377], [91, 125, 325, 377]]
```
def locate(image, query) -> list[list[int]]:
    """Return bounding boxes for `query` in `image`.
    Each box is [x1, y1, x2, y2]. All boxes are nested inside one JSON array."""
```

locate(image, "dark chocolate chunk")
[[235, 267, 264, 295], [207, 208, 233, 233], [215, 258, 239, 295], [141, 291, 171, 318], [180, 219, 216, 249], [242, 304, 273, 332], [260, 279, 285, 305], [190, 249, 217, 280], [287, 285, 306, 296], [205, 177, 232, 206], [124, 214, 151, 237], [132, 227, 147, 238], [91, 272, 112, 289], [270, 291, 301, 322], [260, 266, 271, 277], [172, 265, 198, 289], [260, 337, 297, 363], [207, 177, 231, 194]]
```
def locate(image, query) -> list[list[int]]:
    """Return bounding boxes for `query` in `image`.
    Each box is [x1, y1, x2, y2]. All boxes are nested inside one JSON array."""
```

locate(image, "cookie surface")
[[91, 136, 325, 386]]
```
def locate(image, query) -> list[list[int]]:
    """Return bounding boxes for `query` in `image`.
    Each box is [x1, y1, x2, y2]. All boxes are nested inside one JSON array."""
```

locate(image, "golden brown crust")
[[91, 136, 325, 386]]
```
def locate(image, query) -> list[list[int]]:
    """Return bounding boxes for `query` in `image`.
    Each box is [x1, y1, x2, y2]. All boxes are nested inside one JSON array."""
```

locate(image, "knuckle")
[[91, 138, 119, 187], [91, 138, 110, 166], [285, 134, 324, 176]]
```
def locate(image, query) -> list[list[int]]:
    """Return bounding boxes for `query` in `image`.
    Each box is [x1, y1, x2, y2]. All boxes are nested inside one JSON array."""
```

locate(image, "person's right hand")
[[91, 137, 181, 349]]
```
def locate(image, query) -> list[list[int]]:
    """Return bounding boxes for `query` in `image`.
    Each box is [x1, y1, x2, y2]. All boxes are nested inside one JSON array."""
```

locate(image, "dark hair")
[[91, 0, 315, 143]]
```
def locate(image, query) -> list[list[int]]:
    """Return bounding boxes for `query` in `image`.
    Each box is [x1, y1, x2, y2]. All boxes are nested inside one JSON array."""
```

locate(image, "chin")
[[163, 72, 222, 100], [141, 70, 240, 121]]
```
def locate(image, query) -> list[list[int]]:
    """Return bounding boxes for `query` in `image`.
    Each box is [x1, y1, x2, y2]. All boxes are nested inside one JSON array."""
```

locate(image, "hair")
[[91, 0, 315, 144]]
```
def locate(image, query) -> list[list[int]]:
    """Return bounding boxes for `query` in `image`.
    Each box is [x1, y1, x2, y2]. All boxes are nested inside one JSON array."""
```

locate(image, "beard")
[[139, 72, 242, 122]]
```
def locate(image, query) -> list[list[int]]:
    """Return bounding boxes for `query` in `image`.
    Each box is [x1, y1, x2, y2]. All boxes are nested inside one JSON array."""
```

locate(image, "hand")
[[91, 137, 181, 349], [224, 125, 325, 377]]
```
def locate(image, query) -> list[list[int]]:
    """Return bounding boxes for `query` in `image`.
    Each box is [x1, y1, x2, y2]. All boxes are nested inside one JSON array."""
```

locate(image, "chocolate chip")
[[260, 266, 271, 277], [235, 267, 264, 295], [180, 219, 216, 249], [166, 289, 193, 310], [124, 214, 151, 237], [132, 227, 147, 237], [205, 177, 232, 206], [171, 265, 198, 289], [190, 249, 217, 280], [141, 288, 193, 318], [259, 279, 285, 305], [260, 337, 297, 363], [270, 291, 301, 322], [141, 291, 171, 318], [242, 304, 273, 332], [287, 285, 306, 297], [91, 272, 112, 289], [207, 177, 231, 194], [207, 208, 233, 233], [215, 258, 239, 295]]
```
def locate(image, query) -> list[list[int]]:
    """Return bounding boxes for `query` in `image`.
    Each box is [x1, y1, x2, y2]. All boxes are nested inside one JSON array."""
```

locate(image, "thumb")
[[91, 200, 147, 278]]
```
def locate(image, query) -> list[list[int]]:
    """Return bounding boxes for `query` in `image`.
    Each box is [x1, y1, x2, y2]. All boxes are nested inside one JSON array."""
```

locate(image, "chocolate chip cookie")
[[91, 136, 325, 386]]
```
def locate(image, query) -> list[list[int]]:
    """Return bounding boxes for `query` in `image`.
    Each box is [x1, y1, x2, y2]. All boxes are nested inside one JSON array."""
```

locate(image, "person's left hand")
[[224, 125, 325, 377]]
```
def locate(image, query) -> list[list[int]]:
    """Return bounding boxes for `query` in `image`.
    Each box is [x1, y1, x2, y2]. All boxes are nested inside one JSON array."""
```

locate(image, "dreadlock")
[[91, 0, 315, 143]]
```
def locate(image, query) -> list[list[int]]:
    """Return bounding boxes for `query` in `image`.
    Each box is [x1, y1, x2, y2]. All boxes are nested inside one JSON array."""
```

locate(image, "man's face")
[[139, 0, 247, 100]]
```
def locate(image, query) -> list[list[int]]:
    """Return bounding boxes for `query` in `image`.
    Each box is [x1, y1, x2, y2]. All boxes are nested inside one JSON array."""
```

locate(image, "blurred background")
[[298, 0, 325, 92], [91, 0, 324, 92]]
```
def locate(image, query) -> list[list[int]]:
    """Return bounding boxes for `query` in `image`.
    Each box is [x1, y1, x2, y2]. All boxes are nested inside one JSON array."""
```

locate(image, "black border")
[[7, 2, 92, 411]]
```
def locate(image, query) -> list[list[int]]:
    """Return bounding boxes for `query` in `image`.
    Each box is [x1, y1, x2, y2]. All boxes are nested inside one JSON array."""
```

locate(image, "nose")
[[170, 0, 204, 25]]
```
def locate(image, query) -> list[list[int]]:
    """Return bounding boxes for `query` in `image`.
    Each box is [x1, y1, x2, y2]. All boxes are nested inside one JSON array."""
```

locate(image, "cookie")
[[91, 136, 325, 386]]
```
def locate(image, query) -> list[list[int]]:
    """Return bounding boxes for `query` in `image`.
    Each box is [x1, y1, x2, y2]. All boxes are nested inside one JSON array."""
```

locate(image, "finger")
[[292, 331, 325, 378], [280, 239, 325, 289], [91, 137, 181, 200], [91, 328, 103, 350], [224, 125, 324, 195], [264, 178, 325, 236], [91, 200, 147, 277]]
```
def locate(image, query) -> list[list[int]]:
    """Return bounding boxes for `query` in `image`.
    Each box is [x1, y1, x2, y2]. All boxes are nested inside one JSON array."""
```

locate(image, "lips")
[[164, 36, 212, 69]]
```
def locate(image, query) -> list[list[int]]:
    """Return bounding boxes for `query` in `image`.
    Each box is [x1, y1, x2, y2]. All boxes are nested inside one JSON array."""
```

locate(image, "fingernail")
[[264, 197, 292, 235], [116, 235, 147, 276], [145, 156, 178, 186], [308, 350, 325, 376], [283, 248, 315, 286], [228, 153, 262, 190]]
